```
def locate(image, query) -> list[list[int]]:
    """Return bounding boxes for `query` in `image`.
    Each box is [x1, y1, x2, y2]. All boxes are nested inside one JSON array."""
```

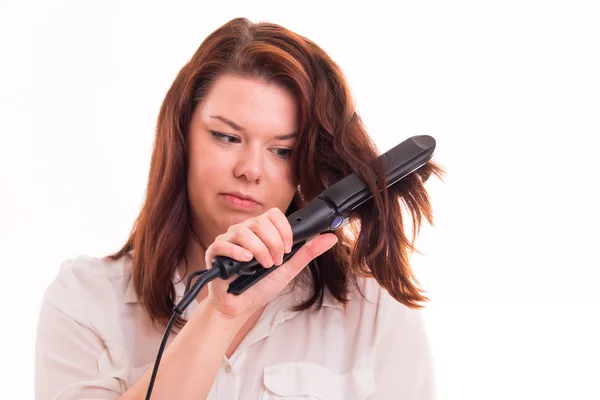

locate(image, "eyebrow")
[[209, 115, 297, 140]]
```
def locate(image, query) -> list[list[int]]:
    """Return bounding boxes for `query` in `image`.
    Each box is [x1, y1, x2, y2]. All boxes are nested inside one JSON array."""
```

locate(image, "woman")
[[35, 17, 445, 399]]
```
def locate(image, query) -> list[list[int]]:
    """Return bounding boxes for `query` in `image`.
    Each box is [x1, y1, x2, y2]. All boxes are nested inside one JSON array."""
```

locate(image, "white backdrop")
[[1, 0, 599, 398]]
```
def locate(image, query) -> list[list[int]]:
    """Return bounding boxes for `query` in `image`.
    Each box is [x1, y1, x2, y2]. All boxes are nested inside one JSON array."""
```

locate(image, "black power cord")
[[144, 267, 220, 400], [143, 241, 304, 399]]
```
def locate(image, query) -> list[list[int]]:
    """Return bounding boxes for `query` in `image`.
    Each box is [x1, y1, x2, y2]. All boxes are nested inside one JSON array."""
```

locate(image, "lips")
[[222, 191, 260, 204]]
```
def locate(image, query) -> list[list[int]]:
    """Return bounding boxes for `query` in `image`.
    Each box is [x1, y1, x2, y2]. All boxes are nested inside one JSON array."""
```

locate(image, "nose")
[[233, 145, 264, 183]]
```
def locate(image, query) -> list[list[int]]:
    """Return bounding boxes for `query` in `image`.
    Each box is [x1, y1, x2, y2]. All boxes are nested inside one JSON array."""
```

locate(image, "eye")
[[274, 148, 293, 159], [210, 130, 239, 143]]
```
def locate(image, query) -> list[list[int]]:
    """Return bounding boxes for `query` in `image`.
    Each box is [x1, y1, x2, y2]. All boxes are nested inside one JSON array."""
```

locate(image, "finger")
[[230, 228, 275, 269], [205, 240, 254, 266], [265, 207, 293, 255], [278, 233, 338, 279], [248, 212, 286, 265]]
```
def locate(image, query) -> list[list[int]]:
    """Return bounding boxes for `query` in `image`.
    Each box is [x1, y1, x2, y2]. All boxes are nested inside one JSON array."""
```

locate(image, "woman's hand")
[[201, 207, 337, 322]]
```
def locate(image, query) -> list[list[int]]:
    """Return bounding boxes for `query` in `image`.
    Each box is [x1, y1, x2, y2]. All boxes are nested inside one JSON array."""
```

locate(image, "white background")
[[1, 0, 599, 398]]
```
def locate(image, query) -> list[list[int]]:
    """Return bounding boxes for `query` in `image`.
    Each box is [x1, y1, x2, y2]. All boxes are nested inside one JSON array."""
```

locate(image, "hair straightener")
[[144, 134, 436, 399], [174, 134, 436, 314]]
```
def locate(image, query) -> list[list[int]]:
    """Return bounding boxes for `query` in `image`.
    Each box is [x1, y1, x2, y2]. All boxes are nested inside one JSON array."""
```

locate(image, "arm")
[[119, 302, 244, 400], [35, 209, 335, 399]]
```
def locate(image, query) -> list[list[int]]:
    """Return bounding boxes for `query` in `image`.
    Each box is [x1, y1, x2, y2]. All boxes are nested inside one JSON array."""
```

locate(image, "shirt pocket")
[[261, 361, 374, 400]]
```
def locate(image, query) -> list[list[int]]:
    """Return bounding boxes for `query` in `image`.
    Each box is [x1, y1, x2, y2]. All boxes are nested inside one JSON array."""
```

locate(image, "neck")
[[179, 226, 211, 281]]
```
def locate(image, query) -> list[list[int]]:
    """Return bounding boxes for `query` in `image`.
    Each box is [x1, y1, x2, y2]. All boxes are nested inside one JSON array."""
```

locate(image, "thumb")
[[251, 233, 339, 296], [286, 233, 338, 273]]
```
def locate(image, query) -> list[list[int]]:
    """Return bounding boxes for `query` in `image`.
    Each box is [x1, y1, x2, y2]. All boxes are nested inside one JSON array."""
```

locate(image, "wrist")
[[195, 301, 247, 330]]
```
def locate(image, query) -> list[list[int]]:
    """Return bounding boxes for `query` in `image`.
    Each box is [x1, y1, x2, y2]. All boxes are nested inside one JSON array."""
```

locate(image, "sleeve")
[[34, 260, 129, 400], [370, 292, 438, 400]]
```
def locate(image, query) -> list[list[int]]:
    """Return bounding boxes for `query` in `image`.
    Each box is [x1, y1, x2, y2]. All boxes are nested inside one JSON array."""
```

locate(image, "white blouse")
[[34, 254, 437, 399]]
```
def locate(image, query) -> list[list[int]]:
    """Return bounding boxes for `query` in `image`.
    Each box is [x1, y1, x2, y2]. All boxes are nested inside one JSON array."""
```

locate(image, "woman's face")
[[187, 73, 298, 246]]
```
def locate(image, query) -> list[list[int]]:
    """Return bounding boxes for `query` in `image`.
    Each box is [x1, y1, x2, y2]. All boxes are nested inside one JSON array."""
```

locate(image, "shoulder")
[[344, 276, 428, 334], [344, 279, 436, 398], [42, 254, 134, 327], [46, 253, 134, 299], [345, 275, 400, 312]]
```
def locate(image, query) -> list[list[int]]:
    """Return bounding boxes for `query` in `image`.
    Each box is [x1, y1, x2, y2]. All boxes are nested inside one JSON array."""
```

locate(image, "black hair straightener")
[[174, 134, 436, 313], [144, 134, 436, 399]]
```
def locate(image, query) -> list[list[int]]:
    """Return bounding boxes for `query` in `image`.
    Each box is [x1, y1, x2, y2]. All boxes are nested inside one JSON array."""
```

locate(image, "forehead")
[[198, 74, 298, 133]]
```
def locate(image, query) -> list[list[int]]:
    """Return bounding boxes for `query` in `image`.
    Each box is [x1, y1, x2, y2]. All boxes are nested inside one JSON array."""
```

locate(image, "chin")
[[221, 212, 255, 228]]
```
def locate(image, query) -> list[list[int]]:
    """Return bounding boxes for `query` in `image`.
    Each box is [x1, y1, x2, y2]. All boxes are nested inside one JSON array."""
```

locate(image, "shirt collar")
[[123, 267, 186, 305], [124, 267, 345, 310]]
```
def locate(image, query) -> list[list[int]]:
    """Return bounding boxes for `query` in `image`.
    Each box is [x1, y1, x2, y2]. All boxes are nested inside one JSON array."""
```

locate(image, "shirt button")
[[225, 365, 232, 373]]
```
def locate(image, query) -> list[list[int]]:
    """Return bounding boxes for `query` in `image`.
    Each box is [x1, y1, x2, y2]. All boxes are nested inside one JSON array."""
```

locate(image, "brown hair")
[[107, 17, 445, 331]]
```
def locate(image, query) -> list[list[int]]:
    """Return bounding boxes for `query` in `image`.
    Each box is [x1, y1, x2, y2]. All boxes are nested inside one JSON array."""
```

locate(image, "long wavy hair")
[[108, 17, 445, 331]]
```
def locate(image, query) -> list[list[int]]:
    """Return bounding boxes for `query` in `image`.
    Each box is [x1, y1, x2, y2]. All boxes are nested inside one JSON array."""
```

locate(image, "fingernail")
[[285, 241, 292, 253], [242, 250, 253, 260]]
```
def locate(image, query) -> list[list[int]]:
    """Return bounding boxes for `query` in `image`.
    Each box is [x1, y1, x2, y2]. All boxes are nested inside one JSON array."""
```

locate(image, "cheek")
[[271, 167, 296, 201], [187, 156, 221, 208], [189, 146, 226, 184], [192, 161, 217, 184], [267, 161, 293, 183]]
